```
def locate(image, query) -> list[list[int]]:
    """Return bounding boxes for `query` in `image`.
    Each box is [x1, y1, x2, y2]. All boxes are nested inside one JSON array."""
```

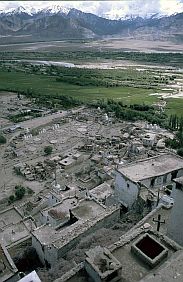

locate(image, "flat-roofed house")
[[115, 153, 183, 209]]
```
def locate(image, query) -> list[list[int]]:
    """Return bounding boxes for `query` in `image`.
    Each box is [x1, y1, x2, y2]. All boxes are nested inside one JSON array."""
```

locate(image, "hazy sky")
[[0, 1, 183, 18]]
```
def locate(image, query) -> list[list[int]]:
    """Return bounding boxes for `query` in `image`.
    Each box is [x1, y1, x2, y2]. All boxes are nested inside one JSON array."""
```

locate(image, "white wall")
[[33, 208, 120, 267], [114, 168, 183, 208], [44, 244, 58, 266], [32, 235, 58, 266], [141, 168, 183, 189], [115, 171, 139, 208], [32, 235, 46, 265], [142, 135, 156, 147], [48, 194, 60, 207]]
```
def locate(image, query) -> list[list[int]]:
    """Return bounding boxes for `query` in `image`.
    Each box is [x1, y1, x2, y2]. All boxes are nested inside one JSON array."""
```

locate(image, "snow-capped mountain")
[[0, 4, 179, 20], [0, 5, 71, 16], [102, 11, 168, 21], [39, 5, 70, 15], [0, 4, 182, 43], [121, 12, 167, 21], [0, 6, 35, 16]]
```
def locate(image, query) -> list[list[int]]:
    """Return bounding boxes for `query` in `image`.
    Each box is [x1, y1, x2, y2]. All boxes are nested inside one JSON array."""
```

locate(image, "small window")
[[157, 177, 162, 184], [163, 174, 167, 184], [127, 183, 130, 188]]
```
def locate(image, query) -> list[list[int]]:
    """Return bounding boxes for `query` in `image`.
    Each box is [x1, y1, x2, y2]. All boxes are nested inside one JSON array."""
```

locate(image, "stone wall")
[[54, 263, 84, 282]]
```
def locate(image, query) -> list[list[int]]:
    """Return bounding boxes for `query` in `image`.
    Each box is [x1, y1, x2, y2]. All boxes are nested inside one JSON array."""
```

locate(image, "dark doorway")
[[120, 204, 128, 217], [171, 170, 178, 180], [150, 178, 155, 187]]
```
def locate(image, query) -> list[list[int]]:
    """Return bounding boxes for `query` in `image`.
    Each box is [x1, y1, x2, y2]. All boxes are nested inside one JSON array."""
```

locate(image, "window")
[[127, 183, 130, 188], [163, 174, 167, 184]]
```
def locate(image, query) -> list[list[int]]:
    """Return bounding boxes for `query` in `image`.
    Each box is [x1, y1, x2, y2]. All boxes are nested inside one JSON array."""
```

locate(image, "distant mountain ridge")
[[0, 5, 177, 20], [0, 5, 182, 44]]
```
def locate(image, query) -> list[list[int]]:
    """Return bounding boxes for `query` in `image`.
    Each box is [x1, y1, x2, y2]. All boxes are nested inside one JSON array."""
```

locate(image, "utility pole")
[[54, 164, 57, 186], [156, 187, 160, 207], [153, 214, 165, 232]]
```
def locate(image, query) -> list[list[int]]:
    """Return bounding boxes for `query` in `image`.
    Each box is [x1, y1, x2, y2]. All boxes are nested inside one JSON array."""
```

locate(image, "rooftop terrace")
[[118, 153, 183, 182], [71, 199, 106, 220], [32, 205, 119, 250]]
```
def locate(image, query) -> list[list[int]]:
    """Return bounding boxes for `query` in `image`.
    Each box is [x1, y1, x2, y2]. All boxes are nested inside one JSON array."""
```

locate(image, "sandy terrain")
[[91, 38, 183, 53], [0, 38, 182, 53]]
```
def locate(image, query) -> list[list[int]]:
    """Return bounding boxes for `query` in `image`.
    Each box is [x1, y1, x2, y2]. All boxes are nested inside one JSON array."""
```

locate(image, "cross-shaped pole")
[[54, 163, 57, 186], [153, 214, 165, 232]]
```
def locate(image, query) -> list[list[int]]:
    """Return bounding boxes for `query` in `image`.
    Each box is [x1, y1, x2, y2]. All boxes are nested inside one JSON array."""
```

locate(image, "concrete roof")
[[173, 176, 183, 186], [60, 227, 181, 282], [110, 228, 180, 282], [42, 197, 78, 220], [0, 207, 22, 227], [140, 250, 183, 282], [90, 182, 113, 200], [71, 199, 105, 220], [117, 154, 183, 182], [54, 206, 118, 250], [32, 206, 118, 248], [32, 225, 60, 245], [33, 199, 106, 245], [0, 222, 30, 247], [0, 207, 33, 248]]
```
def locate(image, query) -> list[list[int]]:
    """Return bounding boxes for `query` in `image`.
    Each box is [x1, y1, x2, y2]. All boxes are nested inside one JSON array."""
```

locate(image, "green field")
[[0, 70, 157, 103], [165, 98, 183, 117], [0, 70, 182, 116]]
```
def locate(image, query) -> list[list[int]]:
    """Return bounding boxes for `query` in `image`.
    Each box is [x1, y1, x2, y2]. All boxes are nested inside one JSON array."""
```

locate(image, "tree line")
[[166, 114, 183, 156], [1, 51, 183, 67], [90, 99, 167, 126]]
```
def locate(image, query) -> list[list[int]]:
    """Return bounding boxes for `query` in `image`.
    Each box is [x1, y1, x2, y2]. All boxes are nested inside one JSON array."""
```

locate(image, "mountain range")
[[0, 5, 182, 44]]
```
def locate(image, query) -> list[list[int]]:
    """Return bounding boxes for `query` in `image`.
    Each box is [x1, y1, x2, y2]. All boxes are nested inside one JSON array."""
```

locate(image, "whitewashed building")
[[32, 199, 120, 266], [115, 154, 183, 209], [142, 133, 157, 147]]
